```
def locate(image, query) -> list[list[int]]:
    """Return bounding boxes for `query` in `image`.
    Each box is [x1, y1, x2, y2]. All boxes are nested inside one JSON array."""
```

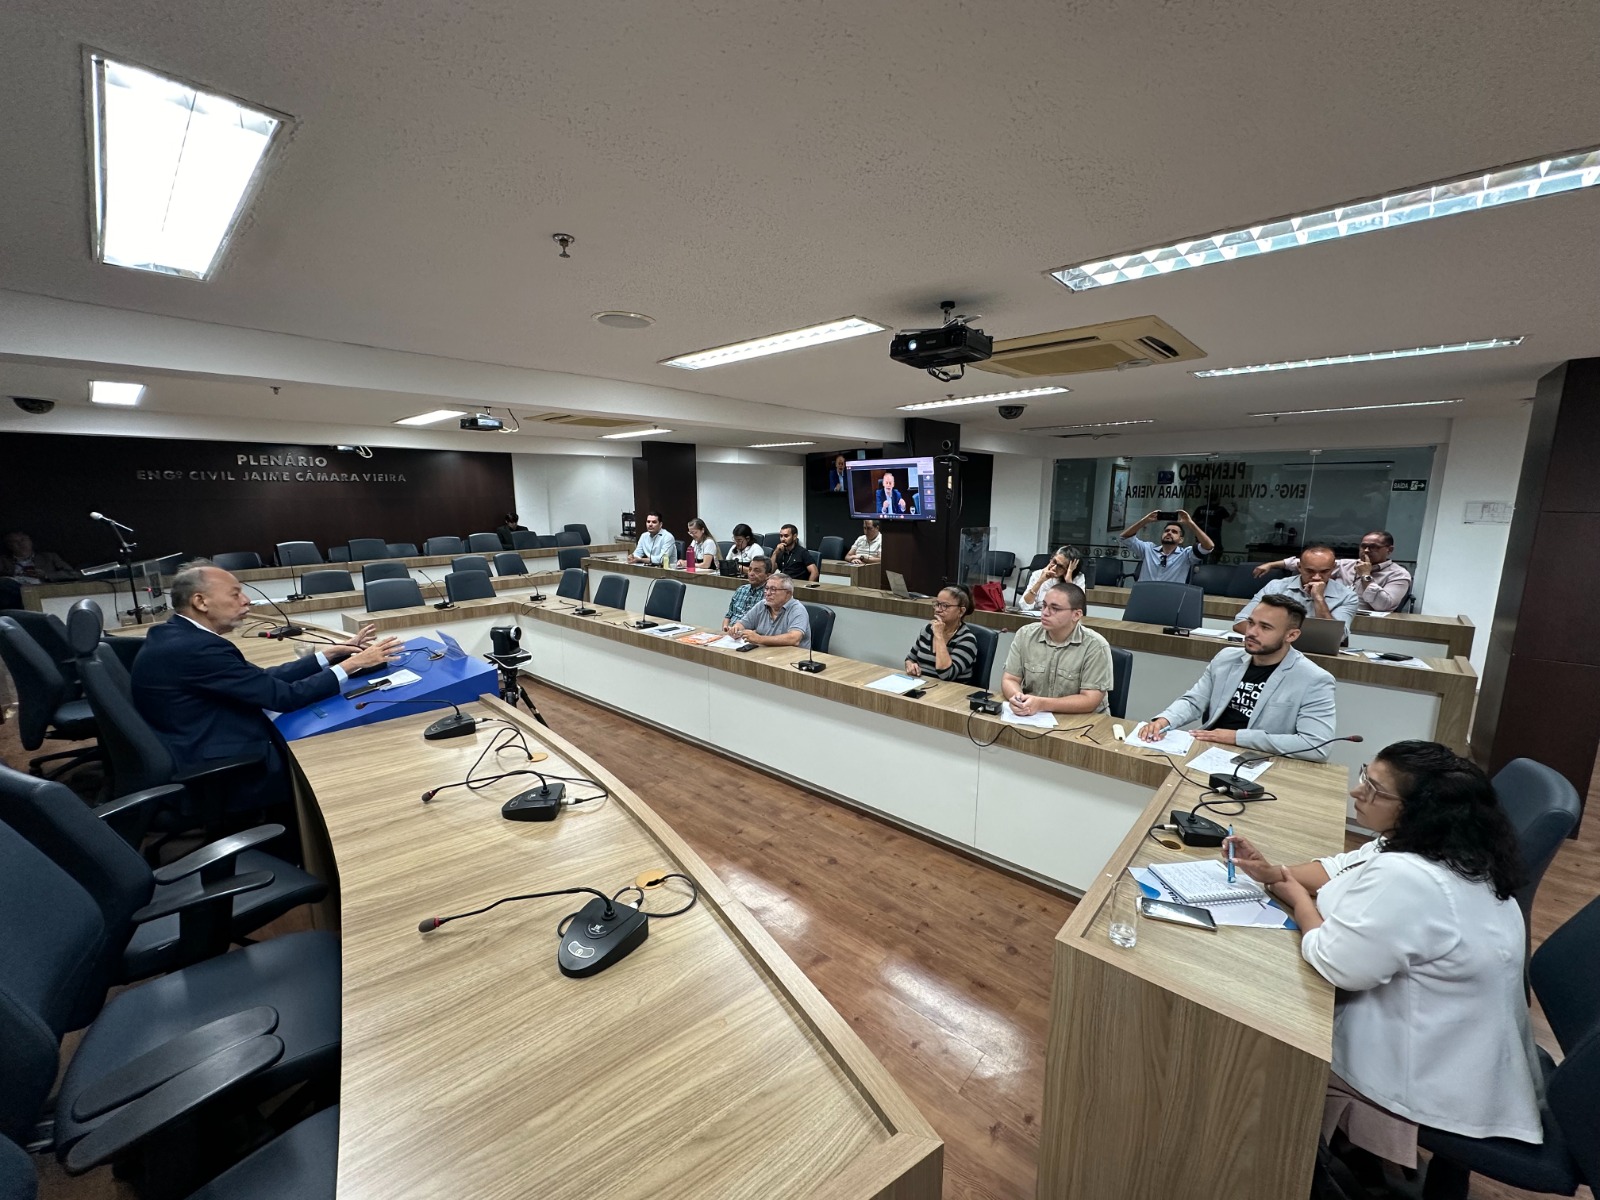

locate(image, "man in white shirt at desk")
[[730, 574, 811, 649], [1116, 509, 1214, 583], [845, 520, 882, 563], [1252, 530, 1412, 612], [629, 512, 675, 565], [1236, 544, 1359, 639]]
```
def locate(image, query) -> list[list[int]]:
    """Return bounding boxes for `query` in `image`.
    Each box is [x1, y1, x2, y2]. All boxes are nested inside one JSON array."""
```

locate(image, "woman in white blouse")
[[1225, 741, 1542, 1173], [1016, 545, 1087, 614], [680, 517, 718, 569]]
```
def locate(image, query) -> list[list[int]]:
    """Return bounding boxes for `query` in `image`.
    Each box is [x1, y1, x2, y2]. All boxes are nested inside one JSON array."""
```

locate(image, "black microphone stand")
[[95, 514, 147, 625]]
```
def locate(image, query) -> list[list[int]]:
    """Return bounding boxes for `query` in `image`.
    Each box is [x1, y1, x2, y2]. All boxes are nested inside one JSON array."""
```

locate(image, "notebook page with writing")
[[1148, 860, 1267, 906]]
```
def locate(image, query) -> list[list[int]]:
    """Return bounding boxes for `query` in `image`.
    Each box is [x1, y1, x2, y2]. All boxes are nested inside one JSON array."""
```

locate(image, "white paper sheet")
[[1131, 867, 1293, 928], [708, 635, 746, 649], [644, 623, 695, 638], [1128, 722, 1195, 755], [372, 668, 422, 689], [1000, 707, 1058, 729], [866, 673, 924, 695], [1185, 747, 1272, 780]]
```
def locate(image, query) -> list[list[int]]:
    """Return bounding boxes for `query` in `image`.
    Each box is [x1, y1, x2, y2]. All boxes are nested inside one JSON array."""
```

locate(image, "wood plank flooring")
[[4, 695, 1596, 1200]]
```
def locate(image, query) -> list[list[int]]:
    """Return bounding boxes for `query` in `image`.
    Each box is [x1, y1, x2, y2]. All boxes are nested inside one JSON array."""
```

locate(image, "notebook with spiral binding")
[[1148, 860, 1266, 906]]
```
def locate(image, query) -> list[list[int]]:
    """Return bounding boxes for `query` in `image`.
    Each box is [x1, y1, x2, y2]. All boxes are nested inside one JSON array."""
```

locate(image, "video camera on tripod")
[[486, 625, 544, 724]]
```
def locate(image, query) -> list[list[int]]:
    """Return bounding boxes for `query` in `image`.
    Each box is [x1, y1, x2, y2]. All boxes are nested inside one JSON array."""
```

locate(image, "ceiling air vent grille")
[[974, 316, 1205, 379], [535, 413, 644, 428]]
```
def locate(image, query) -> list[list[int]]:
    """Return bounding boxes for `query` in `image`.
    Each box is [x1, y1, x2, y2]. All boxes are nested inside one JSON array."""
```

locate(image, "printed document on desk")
[[867, 673, 924, 696], [1186, 746, 1272, 780], [1128, 722, 1195, 755], [1132, 866, 1294, 929], [1000, 708, 1057, 729]]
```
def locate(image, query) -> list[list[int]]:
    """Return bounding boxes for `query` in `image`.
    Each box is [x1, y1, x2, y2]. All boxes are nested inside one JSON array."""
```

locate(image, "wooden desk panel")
[[289, 701, 941, 1200]]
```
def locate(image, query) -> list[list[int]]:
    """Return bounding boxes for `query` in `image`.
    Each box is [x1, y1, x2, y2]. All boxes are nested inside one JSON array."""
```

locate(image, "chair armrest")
[[171, 753, 266, 786], [90, 783, 187, 822], [151, 825, 285, 884], [131, 871, 273, 924], [70, 1006, 279, 1120], [65, 1035, 285, 1173]]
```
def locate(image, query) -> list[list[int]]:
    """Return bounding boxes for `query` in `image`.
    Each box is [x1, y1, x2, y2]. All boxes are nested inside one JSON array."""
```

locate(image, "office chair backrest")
[[1532, 893, 1600, 1058], [593, 575, 629, 610], [1107, 646, 1134, 719], [451, 555, 491, 578], [556, 568, 587, 601], [818, 536, 845, 561], [801, 603, 835, 654], [1014, 554, 1052, 604], [422, 536, 464, 557], [1493, 758, 1583, 932], [78, 656, 175, 799], [346, 538, 389, 562], [1090, 556, 1127, 588], [275, 541, 323, 568], [0, 617, 68, 751], [466, 533, 502, 554], [557, 546, 586, 571], [1189, 563, 1235, 596], [211, 551, 262, 572], [760, 532, 781, 551], [493, 552, 528, 576], [364, 578, 424, 612], [386, 543, 419, 558], [327, 547, 351, 563], [643, 579, 686, 622], [534, 534, 559, 549], [65, 601, 132, 694], [1123, 581, 1203, 628], [0, 609, 79, 692], [1231, 562, 1284, 598], [303, 569, 356, 596], [562, 523, 591, 544], [0, 1131, 37, 1199], [967, 625, 999, 689], [510, 530, 541, 551], [717, 540, 733, 556], [982, 550, 1016, 580], [806, 549, 822, 572], [445, 570, 495, 603], [360, 562, 409, 585]]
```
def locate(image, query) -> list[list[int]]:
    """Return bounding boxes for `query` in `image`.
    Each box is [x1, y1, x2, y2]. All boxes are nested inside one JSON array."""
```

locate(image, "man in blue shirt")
[[629, 511, 675, 565], [1117, 508, 1214, 583], [722, 555, 770, 631], [1235, 544, 1359, 640], [875, 471, 907, 517]]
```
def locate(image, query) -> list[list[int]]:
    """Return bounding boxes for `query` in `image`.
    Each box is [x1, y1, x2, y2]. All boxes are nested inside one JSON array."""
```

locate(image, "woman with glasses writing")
[[1224, 742, 1542, 1179], [904, 586, 978, 682]]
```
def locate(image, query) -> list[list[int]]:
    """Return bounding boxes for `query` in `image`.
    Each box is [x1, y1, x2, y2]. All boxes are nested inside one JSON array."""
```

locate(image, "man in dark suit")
[[132, 560, 403, 814]]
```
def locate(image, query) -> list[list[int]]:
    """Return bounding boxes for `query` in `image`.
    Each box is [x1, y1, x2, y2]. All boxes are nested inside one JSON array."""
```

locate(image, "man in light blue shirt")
[[1117, 508, 1214, 583], [629, 511, 675, 565], [730, 574, 812, 649], [1235, 544, 1359, 639]]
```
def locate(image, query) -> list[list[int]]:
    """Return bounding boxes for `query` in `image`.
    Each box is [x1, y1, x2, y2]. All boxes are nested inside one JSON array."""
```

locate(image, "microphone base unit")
[[433, 601, 456, 610], [795, 660, 826, 673], [970, 696, 1003, 715], [286, 593, 309, 603], [501, 781, 565, 820], [1207, 773, 1266, 800], [629, 619, 658, 629], [424, 713, 479, 741], [259, 625, 306, 639], [570, 606, 596, 616], [1170, 810, 1228, 847], [1162, 625, 1191, 636], [557, 896, 649, 978]]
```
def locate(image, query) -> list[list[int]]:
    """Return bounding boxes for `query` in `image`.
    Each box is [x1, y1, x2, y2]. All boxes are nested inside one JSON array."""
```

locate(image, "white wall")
[[511, 453, 634, 541], [697, 461, 805, 540], [1415, 410, 1532, 673], [987, 454, 1050, 560]]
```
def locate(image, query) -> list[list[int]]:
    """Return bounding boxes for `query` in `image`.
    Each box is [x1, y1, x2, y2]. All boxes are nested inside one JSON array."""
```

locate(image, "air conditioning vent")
[[534, 413, 645, 429], [973, 316, 1205, 379]]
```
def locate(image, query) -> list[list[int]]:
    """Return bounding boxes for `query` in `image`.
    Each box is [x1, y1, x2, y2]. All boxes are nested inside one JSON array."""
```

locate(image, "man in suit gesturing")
[[132, 560, 403, 813]]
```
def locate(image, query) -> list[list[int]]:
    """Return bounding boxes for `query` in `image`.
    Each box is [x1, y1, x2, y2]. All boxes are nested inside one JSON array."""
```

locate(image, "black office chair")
[[1494, 758, 1583, 936], [386, 542, 419, 558], [211, 551, 262, 572], [360, 561, 410, 585], [818, 535, 845, 561], [1124, 581, 1204, 628], [716, 540, 733, 556], [806, 549, 823, 576], [534, 534, 560, 550], [1189, 563, 1235, 596], [801, 603, 835, 654], [563, 523, 591, 544], [422, 535, 464, 556], [301, 569, 355, 596], [1091, 555, 1130, 588], [364, 578, 424, 612], [345, 538, 388, 561], [1, 609, 83, 697], [63, 601, 140, 694], [510, 530, 541, 551], [274, 541, 323, 568], [449, 554, 491, 578], [327, 547, 351, 563], [594, 576, 630, 609], [982, 550, 1016, 582], [444, 570, 495, 603], [556, 568, 587, 601], [1013, 554, 1051, 606], [555, 530, 586, 549], [493, 552, 528, 576], [1107, 646, 1134, 720], [463, 533, 499, 554], [643, 579, 685, 622], [1230, 562, 1283, 598], [557, 546, 586, 571], [760, 532, 781, 551], [0, 616, 97, 778], [967, 625, 999, 689]]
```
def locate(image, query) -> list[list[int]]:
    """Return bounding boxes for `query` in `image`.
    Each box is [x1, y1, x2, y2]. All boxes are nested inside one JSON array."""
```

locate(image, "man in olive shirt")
[[1000, 581, 1114, 716]]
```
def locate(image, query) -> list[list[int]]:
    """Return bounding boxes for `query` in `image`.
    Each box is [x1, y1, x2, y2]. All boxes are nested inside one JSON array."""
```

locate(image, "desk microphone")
[[351, 696, 478, 740], [242, 582, 306, 638], [412, 566, 454, 610], [285, 568, 310, 603], [1212, 733, 1365, 799], [794, 640, 826, 673], [88, 511, 136, 533]]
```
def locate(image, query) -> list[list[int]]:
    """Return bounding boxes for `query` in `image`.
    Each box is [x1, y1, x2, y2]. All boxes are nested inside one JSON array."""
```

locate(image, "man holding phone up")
[[1117, 509, 1214, 583], [1253, 529, 1412, 612]]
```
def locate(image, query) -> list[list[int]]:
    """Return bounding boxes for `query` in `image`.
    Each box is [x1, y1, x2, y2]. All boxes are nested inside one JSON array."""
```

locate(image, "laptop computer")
[[1295, 616, 1347, 656], [884, 570, 928, 601]]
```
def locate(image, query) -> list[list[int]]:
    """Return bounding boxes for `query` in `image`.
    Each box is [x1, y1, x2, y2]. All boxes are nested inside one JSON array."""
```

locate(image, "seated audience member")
[[680, 517, 718, 568], [495, 512, 527, 550], [1254, 530, 1413, 612], [1224, 742, 1542, 1171], [727, 524, 763, 570], [0, 531, 81, 584], [904, 586, 979, 682], [769, 523, 819, 582], [629, 511, 675, 565], [1140, 594, 1335, 759], [1117, 508, 1214, 583], [1236, 543, 1358, 639], [131, 560, 403, 813], [729, 573, 811, 649], [875, 471, 907, 516], [845, 519, 882, 563], [722, 556, 770, 631], [1017, 545, 1088, 614], [1000, 581, 1113, 715]]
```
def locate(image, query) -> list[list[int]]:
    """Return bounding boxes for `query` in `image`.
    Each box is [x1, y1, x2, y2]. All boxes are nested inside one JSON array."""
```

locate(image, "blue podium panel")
[[273, 634, 499, 741]]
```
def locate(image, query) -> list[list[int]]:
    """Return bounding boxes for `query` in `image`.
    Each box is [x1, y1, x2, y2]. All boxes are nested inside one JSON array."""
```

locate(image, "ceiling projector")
[[460, 413, 504, 431], [889, 321, 992, 371]]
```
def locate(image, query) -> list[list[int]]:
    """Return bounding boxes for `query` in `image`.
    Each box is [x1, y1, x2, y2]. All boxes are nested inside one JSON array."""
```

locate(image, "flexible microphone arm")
[[1231, 733, 1364, 781], [420, 767, 549, 803], [418, 885, 616, 933], [412, 566, 454, 610], [354, 696, 465, 717], [242, 582, 311, 639], [89, 511, 136, 532]]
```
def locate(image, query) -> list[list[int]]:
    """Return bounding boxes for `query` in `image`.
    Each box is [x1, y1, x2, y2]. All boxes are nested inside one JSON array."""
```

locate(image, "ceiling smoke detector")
[[592, 311, 655, 329]]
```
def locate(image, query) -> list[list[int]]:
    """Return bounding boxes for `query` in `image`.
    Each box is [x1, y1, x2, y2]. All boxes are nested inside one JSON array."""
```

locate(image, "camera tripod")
[[488, 653, 547, 727]]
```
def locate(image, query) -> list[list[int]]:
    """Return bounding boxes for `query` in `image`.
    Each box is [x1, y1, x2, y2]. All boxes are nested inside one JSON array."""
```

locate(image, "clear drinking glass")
[[1108, 871, 1139, 949]]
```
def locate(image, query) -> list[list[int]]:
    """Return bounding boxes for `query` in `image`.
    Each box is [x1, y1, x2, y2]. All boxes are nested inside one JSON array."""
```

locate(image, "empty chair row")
[[262, 526, 590, 568]]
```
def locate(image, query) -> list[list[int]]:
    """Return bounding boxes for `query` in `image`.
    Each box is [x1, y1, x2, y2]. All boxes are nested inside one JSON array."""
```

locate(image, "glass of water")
[[1108, 871, 1139, 949]]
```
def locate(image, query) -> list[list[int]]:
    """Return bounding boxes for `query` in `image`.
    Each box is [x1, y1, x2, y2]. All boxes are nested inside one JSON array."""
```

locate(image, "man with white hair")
[[728, 573, 812, 649]]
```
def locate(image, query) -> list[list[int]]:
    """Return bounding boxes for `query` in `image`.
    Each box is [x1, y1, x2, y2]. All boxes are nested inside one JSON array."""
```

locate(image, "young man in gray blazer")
[[1138, 593, 1337, 761]]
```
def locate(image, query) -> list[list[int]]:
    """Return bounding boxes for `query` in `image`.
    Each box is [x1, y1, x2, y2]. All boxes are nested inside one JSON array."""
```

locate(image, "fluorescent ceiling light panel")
[[1250, 398, 1465, 418], [896, 386, 1069, 412], [89, 380, 145, 406], [1193, 337, 1523, 378], [1051, 146, 1600, 292], [662, 317, 887, 369], [393, 409, 467, 426], [88, 52, 288, 279], [748, 441, 816, 448], [1028, 419, 1156, 431], [599, 428, 674, 440]]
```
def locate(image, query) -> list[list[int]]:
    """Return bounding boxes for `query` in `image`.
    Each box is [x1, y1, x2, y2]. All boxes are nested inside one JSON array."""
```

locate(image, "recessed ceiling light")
[[592, 311, 655, 329], [1051, 146, 1600, 292], [89, 380, 145, 406], [747, 441, 816, 448], [87, 52, 288, 280], [393, 409, 467, 426], [661, 317, 887, 370], [600, 428, 674, 440], [1249, 398, 1465, 418], [896, 385, 1070, 412], [1024, 419, 1155, 432], [1192, 337, 1523, 378]]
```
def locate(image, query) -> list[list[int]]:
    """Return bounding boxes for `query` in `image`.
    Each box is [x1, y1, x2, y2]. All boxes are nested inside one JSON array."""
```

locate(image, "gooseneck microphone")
[[411, 566, 455, 610], [351, 696, 478, 740], [1213, 733, 1366, 801], [794, 637, 825, 673], [421, 766, 558, 803], [418, 885, 617, 933], [242, 581, 310, 639], [89, 511, 136, 532]]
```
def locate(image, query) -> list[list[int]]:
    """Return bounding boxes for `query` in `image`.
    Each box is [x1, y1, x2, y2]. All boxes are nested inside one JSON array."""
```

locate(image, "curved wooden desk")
[[288, 700, 941, 1200]]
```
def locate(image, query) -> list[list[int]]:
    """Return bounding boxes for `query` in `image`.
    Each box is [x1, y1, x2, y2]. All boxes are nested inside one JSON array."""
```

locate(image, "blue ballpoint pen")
[[1226, 825, 1236, 883]]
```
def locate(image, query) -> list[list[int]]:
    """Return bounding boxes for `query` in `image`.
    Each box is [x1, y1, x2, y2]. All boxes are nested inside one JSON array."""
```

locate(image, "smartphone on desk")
[[1138, 897, 1218, 931]]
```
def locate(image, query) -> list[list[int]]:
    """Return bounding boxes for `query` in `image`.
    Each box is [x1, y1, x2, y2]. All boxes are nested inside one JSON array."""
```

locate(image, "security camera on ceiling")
[[997, 404, 1026, 420], [890, 301, 993, 383], [10, 396, 55, 415]]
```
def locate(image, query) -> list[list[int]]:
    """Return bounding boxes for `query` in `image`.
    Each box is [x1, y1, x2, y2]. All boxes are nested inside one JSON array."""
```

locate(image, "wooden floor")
[[5, 694, 1596, 1200]]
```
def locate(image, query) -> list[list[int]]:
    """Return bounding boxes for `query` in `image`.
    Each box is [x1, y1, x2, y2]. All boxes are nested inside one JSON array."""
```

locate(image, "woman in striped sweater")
[[904, 585, 979, 682]]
